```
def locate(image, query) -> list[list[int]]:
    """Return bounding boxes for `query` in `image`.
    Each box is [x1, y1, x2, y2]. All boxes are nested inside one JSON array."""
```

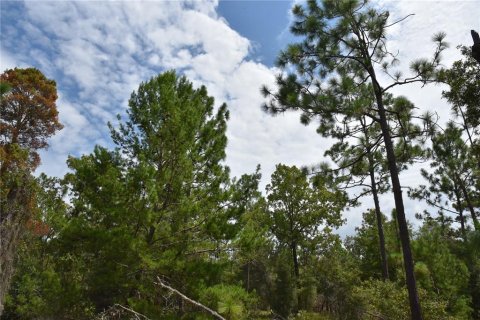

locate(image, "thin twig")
[[385, 13, 415, 28]]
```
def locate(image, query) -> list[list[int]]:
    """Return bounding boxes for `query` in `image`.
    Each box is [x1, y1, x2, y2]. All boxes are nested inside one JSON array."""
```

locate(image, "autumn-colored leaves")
[[1, 68, 63, 170]]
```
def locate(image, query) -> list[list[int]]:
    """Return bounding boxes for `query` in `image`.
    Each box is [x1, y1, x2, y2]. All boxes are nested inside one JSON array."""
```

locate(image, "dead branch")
[[155, 277, 226, 320], [114, 304, 150, 320]]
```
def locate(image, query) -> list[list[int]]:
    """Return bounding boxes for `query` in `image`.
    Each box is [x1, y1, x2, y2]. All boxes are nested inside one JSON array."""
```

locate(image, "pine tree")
[[261, 1, 447, 318], [266, 164, 345, 280], [311, 93, 425, 281], [56, 71, 236, 316], [410, 122, 478, 235]]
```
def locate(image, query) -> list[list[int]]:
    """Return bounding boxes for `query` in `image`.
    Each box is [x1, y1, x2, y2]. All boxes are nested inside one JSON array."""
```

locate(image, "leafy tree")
[[0, 68, 63, 169], [230, 168, 273, 303], [261, 1, 447, 318], [266, 164, 345, 280], [314, 242, 361, 318], [270, 249, 298, 318], [346, 208, 411, 283], [412, 221, 472, 319], [465, 229, 480, 319], [65, 71, 234, 315], [346, 209, 393, 280], [0, 68, 62, 315], [0, 82, 10, 97]]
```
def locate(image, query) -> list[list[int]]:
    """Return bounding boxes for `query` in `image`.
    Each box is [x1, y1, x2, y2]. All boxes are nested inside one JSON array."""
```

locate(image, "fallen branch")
[[114, 304, 150, 320], [155, 277, 226, 320]]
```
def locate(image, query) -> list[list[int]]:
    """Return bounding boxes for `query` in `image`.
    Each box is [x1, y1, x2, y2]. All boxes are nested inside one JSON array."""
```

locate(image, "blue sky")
[[218, 1, 294, 66], [1, 0, 478, 235]]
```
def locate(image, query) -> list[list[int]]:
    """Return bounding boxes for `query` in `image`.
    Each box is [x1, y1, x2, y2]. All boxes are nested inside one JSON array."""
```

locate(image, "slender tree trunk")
[[368, 161, 389, 281], [291, 241, 299, 279], [453, 186, 467, 240], [246, 261, 250, 291], [459, 108, 474, 145], [458, 207, 466, 240], [362, 116, 389, 281], [371, 77, 423, 320], [459, 181, 479, 230], [146, 225, 156, 244], [457, 107, 480, 174]]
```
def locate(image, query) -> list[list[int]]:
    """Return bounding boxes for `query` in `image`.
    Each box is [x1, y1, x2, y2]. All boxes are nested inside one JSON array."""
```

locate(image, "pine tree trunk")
[[453, 186, 467, 240], [247, 261, 250, 291], [362, 116, 389, 281], [459, 181, 479, 230], [371, 79, 423, 320], [368, 160, 389, 281]]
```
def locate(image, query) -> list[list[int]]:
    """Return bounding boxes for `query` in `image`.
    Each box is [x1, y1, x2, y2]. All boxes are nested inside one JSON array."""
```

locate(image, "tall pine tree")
[[262, 1, 447, 318]]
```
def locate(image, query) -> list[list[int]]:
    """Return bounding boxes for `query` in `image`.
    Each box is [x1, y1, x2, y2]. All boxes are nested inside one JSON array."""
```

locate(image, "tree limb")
[[155, 277, 226, 320], [114, 304, 150, 320]]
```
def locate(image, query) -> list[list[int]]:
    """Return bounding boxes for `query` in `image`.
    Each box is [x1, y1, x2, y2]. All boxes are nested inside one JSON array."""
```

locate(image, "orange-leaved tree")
[[1, 67, 63, 170], [0, 68, 63, 314]]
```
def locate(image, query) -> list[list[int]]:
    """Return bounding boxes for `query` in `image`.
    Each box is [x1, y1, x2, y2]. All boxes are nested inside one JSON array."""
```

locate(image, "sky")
[[1, 0, 478, 236]]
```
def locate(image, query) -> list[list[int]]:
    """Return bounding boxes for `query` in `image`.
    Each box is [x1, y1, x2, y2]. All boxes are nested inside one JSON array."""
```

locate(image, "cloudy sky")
[[1, 0, 478, 235]]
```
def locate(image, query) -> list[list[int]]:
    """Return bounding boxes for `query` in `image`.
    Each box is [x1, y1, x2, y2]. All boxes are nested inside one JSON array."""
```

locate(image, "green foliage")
[[3, 175, 94, 319], [440, 46, 480, 128], [314, 242, 361, 319], [352, 279, 461, 320], [268, 165, 345, 225], [345, 210, 396, 280], [266, 165, 345, 274], [412, 222, 472, 318], [200, 284, 257, 320], [410, 121, 479, 232], [0, 82, 10, 96], [270, 250, 297, 318], [464, 229, 480, 318], [352, 280, 409, 319]]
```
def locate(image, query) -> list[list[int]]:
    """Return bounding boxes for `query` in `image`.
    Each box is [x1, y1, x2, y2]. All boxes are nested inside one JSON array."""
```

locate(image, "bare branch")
[[114, 304, 150, 320], [155, 277, 226, 320]]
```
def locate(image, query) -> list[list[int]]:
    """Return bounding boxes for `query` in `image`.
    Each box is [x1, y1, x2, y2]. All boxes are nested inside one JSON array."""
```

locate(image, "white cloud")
[[2, 0, 284, 180]]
